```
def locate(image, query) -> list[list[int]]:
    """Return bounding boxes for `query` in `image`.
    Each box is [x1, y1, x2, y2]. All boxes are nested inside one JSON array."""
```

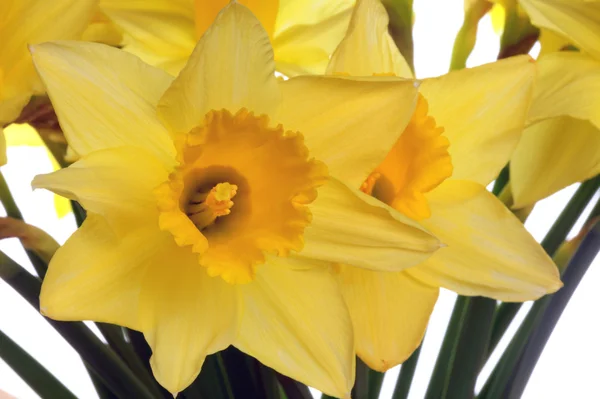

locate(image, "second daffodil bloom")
[[30, 3, 443, 396], [508, 0, 600, 207], [0, 0, 97, 165], [99, 0, 355, 77], [325, 0, 562, 371]]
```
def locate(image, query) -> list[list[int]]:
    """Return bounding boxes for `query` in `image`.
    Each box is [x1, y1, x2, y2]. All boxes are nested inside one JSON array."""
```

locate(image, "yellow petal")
[[236, 257, 354, 398], [277, 75, 418, 187], [40, 214, 164, 330], [81, 7, 124, 46], [528, 52, 600, 128], [0, 128, 6, 166], [0, 0, 96, 108], [100, 0, 196, 75], [538, 28, 571, 56], [32, 146, 169, 233], [157, 3, 280, 135], [419, 55, 535, 186], [327, 0, 413, 78], [30, 41, 175, 167], [299, 178, 441, 272], [337, 266, 438, 371], [511, 117, 600, 207], [406, 180, 562, 301], [520, 0, 600, 59], [140, 243, 238, 394], [273, 1, 354, 76]]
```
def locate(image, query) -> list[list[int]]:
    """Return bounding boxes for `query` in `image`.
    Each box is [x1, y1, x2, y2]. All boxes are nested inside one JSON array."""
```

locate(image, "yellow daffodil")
[[326, 0, 562, 371], [30, 3, 444, 395], [508, 0, 600, 207], [0, 0, 97, 165], [98, 0, 355, 77]]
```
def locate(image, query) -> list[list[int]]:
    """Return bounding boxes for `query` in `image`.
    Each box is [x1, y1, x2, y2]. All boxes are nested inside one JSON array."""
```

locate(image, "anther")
[[187, 182, 237, 230]]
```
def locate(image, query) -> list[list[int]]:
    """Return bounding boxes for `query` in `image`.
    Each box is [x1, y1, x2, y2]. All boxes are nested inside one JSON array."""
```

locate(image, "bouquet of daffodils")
[[0, 0, 598, 398]]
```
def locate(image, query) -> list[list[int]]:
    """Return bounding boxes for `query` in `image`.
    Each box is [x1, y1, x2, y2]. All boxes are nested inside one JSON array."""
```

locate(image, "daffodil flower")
[[508, 0, 600, 207], [98, 0, 355, 77], [30, 3, 444, 395], [325, 0, 562, 371], [0, 0, 97, 165]]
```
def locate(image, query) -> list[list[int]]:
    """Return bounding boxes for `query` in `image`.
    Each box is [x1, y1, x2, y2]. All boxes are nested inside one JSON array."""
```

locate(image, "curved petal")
[[0, 0, 96, 99], [277, 75, 418, 187], [140, 243, 238, 394], [158, 3, 280, 134], [236, 257, 354, 398], [40, 214, 165, 330], [511, 117, 600, 207], [528, 52, 600, 128], [273, 5, 354, 77], [100, 0, 195, 75], [420, 55, 535, 186], [519, 0, 600, 59], [275, 0, 354, 32], [30, 41, 175, 167], [336, 266, 438, 371], [32, 146, 169, 233], [326, 0, 413, 78], [406, 180, 563, 302], [300, 178, 441, 272]]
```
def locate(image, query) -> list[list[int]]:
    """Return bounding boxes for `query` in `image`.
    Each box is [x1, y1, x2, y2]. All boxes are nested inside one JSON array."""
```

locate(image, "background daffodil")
[[0, 0, 97, 165], [98, 0, 355, 77], [325, 0, 562, 371], [29, 3, 444, 396], [509, 0, 600, 207]]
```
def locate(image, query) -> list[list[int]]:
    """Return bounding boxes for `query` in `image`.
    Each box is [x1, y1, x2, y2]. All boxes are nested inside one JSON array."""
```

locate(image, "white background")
[[1, 0, 599, 398]]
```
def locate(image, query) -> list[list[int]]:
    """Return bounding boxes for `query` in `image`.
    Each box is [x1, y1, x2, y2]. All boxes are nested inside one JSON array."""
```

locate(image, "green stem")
[[0, 252, 156, 399], [0, 329, 78, 399], [351, 358, 369, 399], [501, 222, 600, 397], [392, 342, 422, 399], [275, 372, 312, 399], [367, 368, 385, 399], [0, 171, 48, 278]]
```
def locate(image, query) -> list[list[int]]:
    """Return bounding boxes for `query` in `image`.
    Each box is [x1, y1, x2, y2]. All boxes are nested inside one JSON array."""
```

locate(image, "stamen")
[[187, 182, 237, 230], [360, 172, 381, 196]]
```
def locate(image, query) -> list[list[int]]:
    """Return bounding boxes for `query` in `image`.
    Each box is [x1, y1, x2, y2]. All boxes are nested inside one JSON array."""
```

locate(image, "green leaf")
[[0, 329, 78, 399], [393, 342, 422, 399], [367, 368, 385, 399]]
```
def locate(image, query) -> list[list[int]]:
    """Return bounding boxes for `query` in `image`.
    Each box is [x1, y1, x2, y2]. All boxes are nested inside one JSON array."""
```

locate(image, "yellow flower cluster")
[[3, 0, 597, 396]]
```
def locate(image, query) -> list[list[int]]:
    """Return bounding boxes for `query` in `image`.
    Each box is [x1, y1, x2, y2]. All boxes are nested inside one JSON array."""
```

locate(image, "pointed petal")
[[32, 146, 169, 233], [337, 266, 438, 371], [520, 0, 600, 59], [528, 52, 600, 129], [30, 41, 175, 166], [273, 4, 354, 76], [511, 117, 600, 207], [158, 3, 280, 134], [100, 0, 195, 75], [326, 0, 413, 78], [141, 245, 238, 394], [277, 75, 418, 187], [0, 0, 96, 97], [420, 55, 535, 186], [40, 214, 165, 330], [406, 180, 563, 301], [236, 257, 354, 398], [300, 178, 441, 272]]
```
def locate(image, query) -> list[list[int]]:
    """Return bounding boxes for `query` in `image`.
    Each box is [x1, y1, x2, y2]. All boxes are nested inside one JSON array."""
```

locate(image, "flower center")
[[361, 94, 453, 220], [155, 109, 328, 284], [186, 182, 237, 230]]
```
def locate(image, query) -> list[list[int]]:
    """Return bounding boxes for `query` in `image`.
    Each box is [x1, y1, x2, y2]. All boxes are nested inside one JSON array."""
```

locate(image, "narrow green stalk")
[[0, 252, 156, 399], [491, 166, 509, 196], [0, 329, 78, 399], [424, 296, 470, 399], [502, 223, 600, 397], [441, 297, 496, 398], [367, 369, 385, 399], [0, 171, 48, 278], [487, 303, 520, 355], [275, 372, 312, 399], [351, 358, 369, 399], [392, 343, 422, 399]]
